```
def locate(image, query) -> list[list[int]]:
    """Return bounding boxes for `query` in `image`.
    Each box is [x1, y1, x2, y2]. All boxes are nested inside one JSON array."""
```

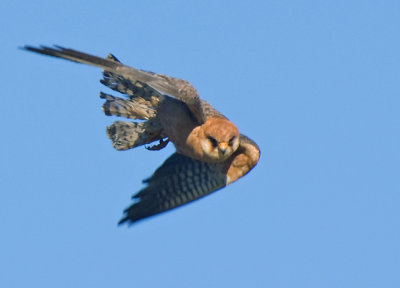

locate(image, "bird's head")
[[200, 117, 240, 162]]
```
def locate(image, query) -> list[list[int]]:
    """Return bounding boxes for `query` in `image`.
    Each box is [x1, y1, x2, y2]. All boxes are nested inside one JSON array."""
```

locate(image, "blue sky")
[[1, 0, 399, 287]]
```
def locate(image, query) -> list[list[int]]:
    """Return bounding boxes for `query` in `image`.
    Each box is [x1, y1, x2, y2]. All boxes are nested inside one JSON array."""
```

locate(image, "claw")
[[145, 138, 169, 151]]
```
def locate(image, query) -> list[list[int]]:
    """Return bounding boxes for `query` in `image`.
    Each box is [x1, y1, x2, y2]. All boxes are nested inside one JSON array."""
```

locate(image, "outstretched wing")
[[22, 45, 205, 122], [119, 153, 227, 225], [119, 135, 260, 225]]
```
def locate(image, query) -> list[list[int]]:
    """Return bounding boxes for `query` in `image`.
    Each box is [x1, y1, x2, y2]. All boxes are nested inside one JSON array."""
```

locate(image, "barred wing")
[[118, 153, 227, 224], [119, 135, 260, 225], [23, 45, 205, 122]]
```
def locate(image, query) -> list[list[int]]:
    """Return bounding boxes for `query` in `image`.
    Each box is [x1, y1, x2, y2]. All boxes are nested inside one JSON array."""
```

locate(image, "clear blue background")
[[1, 1, 399, 287]]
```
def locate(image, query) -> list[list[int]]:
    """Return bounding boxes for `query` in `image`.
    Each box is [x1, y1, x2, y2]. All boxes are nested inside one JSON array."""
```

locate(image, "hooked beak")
[[218, 142, 228, 154]]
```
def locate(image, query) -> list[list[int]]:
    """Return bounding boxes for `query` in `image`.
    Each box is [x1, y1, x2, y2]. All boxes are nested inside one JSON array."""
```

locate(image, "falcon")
[[23, 45, 260, 225]]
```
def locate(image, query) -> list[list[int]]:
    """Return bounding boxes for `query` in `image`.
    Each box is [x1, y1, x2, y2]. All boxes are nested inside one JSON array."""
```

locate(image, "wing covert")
[[23, 45, 205, 122], [119, 153, 227, 224], [119, 134, 260, 225]]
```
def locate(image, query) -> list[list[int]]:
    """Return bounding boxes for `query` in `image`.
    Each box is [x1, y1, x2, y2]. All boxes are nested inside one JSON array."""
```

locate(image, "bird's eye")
[[207, 136, 218, 148], [228, 136, 236, 146]]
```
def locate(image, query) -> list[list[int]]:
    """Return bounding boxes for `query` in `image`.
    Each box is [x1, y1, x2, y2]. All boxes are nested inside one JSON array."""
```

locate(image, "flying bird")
[[23, 45, 260, 225]]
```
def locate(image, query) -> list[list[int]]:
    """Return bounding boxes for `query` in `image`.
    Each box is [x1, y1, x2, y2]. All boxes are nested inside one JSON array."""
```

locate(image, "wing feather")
[[119, 135, 260, 225], [23, 45, 261, 225], [118, 153, 227, 224], [22, 45, 205, 122]]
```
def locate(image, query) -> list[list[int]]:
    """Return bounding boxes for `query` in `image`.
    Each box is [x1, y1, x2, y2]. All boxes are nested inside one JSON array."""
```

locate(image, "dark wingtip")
[[118, 217, 129, 226], [19, 44, 65, 58], [118, 207, 133, 226], [20, 44, 40, 52], [19, 45, 29, 51], [118, 215, 141, 227]]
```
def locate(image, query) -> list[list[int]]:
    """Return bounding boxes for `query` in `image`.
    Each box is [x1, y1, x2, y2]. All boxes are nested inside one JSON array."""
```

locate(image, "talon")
[[145, 138, 169, 151]]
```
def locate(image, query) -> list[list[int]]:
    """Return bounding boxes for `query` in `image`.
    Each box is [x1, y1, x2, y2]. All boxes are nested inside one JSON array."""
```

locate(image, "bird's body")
[[23, 45, 260, 225]]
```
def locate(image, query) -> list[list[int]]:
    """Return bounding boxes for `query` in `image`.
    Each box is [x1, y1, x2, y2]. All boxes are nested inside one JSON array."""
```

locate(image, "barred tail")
[[100, 92, 156, 120], [101, 54, 162, 103], [106, 120, 162, 150]]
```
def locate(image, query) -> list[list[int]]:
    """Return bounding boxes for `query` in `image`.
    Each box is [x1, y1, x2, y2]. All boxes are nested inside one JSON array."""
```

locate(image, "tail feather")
[[23, 45, 169, 153], [101, 70, 162, 104], [100, 92, 156, 120], [23, 45, 120, 70], [106, 120, 163, 150]]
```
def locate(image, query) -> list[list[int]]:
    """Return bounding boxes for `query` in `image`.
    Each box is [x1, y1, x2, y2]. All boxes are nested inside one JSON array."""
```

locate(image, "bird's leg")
[[145, 138, 170, 151]]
